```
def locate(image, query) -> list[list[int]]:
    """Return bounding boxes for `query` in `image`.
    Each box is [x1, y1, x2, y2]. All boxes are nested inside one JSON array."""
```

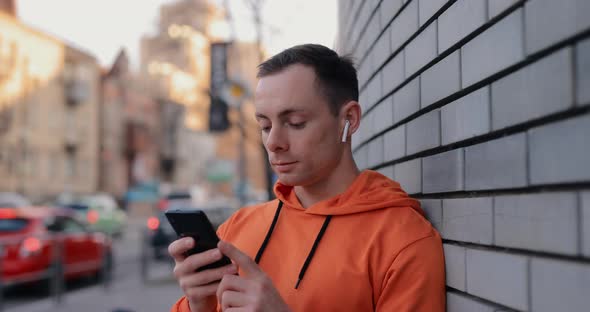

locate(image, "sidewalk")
[[21, 262, 182, 312]]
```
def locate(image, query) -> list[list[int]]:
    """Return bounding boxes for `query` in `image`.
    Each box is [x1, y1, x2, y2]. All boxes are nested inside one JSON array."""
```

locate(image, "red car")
[[0, 206, 113, 289]]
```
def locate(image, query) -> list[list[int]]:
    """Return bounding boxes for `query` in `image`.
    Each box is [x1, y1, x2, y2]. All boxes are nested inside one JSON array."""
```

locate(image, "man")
[[169, 44, 445, 311]]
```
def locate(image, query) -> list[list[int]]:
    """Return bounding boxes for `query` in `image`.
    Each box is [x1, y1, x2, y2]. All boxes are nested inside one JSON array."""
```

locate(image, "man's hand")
[[216, 241, 291, 312], [168, 237, 238, 312]]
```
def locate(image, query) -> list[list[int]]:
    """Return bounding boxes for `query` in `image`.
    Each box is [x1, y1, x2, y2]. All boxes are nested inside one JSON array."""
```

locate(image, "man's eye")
[[289, 122, 306, 129]]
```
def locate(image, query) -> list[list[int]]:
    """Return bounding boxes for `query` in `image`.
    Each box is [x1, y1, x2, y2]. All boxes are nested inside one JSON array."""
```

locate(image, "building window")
[[65, 150, 76, 178]]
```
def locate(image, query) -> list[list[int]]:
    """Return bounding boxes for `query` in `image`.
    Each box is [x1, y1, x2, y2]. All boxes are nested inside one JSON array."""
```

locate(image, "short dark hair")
[[257, 44, 358, 116]]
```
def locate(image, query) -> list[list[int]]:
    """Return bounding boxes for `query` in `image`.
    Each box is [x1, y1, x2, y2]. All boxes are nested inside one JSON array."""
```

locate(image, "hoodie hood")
[[274, 170, 423, 216]]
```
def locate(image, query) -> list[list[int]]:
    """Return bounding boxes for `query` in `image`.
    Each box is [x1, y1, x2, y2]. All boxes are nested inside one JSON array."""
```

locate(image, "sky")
[[17, 0, 338, 69]]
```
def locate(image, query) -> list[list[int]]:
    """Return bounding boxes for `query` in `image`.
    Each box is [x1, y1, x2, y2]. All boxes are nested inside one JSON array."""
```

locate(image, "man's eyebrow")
[[255, 112, 268, 119], [255, 109, 306, 120]]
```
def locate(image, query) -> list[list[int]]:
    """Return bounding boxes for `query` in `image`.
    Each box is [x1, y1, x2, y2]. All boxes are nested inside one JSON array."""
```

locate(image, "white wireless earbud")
[[341, 120, 350, 143]]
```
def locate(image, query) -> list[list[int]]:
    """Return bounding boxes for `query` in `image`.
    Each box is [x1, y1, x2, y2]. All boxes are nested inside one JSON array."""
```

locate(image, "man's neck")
[[293, 156, 360, 208]]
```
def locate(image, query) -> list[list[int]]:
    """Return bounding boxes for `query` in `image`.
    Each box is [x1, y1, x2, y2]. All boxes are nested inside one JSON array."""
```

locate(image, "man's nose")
[[265, 126, 289, 152]]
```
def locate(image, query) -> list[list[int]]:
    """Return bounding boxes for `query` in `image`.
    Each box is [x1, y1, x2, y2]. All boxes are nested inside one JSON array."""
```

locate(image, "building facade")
[[139, 0, 268, 203], [100, 50, 161, 200], [0, 11, 100, 202], [339, 0, 590, 310]]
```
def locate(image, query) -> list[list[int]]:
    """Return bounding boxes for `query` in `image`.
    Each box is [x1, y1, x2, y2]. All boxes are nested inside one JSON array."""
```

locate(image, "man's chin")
[[276, 174, 305, 186]]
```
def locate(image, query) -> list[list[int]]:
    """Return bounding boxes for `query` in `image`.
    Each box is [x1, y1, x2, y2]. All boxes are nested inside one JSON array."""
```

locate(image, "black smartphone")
[[164, 209, 232, 271]]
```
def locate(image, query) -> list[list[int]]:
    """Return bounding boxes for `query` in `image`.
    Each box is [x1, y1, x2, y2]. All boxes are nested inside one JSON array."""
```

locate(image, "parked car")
[[157, 190, 194, 211], [144, 210, 176, 260], [59, 194, 127, 237], [0, 206, 113, 290], [0, 192, 31, 208]]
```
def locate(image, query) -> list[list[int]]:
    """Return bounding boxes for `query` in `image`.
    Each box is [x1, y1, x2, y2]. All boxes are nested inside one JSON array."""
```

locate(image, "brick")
[[383, 125, 405, 162], [365, 15, 382, 70], [438, 0, 487, 53], [406, 109, 440, 155], [466, 249, 528, 311], [420, 199, 442, 232], [531, 258, 590, 312], [525, 0, 590, 55], [582, 192, 590, 257], [488, 0, 519, 20], [491, 47, 574, 131], [422, 148, 464, 193], [377, 165, 395, 180], [418, 0, 446, 26], [443, 244, 466, 291], [359, 87, 369, 117], [355, 0, 373, 46], [461, 9, 524, 87], [405, 22, 437, 77], [420, 50, 461, 109], [372, 95, 394, 135], [494, 192, 578, 255], [358, 61, 371, 88], [354, 145, 368, 170], [576, 38, 590, 106], [366, 72, 383, 110], [358, 106, 373, 143], [390, 0, 418, 52], [380, 0, 403, 27], [372, 28, 391, 71], [353, 109, 373, 143], [465, 133, 527, 190], [446, 292, 497, 312], [528, 114, 590, 184], [382, 51, 405, 95], [367, 136, 384, 168], [393, 77, 420, 123], [359, 33, 372, 66], [394, 158, 422, 194], [442, 86, 490, 145], [442, 198, 493, 244]]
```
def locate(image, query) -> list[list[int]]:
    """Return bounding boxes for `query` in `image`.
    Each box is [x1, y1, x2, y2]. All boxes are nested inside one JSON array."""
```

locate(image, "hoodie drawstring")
[[254, 200, 333, 290]]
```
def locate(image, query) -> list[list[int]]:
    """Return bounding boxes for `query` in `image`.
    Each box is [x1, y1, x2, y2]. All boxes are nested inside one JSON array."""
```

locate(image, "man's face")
[[255, 64, 345, 186]]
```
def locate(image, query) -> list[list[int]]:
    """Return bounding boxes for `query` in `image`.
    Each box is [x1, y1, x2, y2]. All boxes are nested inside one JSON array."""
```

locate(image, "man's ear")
[[339, 100, 361, 138]]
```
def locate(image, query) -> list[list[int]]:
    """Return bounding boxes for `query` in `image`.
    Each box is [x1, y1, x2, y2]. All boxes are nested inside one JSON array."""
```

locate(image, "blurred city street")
[[3, 218, 182, 312], [0, 0, 337, 309], [2, 0, 590, 310]]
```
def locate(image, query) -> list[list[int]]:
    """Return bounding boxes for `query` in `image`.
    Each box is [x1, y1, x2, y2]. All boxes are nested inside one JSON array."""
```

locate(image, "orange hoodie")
[[171, 170, 445, 311]]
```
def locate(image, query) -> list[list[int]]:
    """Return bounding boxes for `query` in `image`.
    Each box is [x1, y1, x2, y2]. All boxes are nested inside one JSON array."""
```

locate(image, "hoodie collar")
[[273, 170, 423, 216]]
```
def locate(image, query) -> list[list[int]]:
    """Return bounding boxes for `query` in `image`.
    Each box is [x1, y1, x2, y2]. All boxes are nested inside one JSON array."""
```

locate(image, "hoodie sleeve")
[[376, 233, 446, 312], [170, 296, 192, 312]]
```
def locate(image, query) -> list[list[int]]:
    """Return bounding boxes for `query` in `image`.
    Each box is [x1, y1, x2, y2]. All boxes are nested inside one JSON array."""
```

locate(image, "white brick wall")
[[442, 198, 493, 244], [466, 249, 528, 311], [461, 9, 524, 87], [341, 0, 590, 308], [491, 47, 574, 131], [441, 86, 490, 145], [420, 50, 461, 109]]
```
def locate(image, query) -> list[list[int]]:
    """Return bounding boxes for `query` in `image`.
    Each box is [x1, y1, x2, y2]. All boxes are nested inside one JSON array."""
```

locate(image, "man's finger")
[[181, 263, 237, 288], [219, 290, 249, 310], [216, 274, 249, 304], [168, 237, 194, 262], [218, 241, 261, 276], [175, 248, 224, 276]]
